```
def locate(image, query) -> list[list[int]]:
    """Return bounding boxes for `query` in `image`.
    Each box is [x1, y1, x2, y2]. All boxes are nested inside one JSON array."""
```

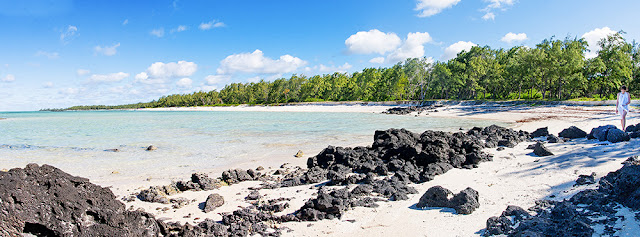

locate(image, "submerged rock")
[[533, 142, 553, 156], [558, 126, 587, 139], [146, 145, 158, 151]]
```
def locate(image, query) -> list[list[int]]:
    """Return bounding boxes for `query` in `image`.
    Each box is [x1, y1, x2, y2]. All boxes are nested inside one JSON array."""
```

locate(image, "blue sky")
[[0, 0, 639, 111]]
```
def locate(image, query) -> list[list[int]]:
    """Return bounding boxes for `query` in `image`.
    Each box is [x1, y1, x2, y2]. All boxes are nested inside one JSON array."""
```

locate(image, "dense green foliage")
[[59, 32, 640, 110]]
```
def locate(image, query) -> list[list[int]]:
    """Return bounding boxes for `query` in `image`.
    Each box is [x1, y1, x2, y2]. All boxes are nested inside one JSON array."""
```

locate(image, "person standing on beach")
[[616, 85, 631, 130]]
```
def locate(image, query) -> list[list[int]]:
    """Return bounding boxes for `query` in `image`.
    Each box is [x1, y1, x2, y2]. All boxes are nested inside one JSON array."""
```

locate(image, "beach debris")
[[111, 170, 120, 174], [0, 164, 165, 236], [533, 142, 553, 156], [416, 186, 480, 215], [295, 150, 304, 158], [146, 145, 157, 151], [605, 128, 630, 143], [575, 172, 597, 186], [203, 193, 225, 213], [546, 134, 563, 143], [530, 127, 549, 138], [170, 197, 191, 209], [245, 190, 261, 200], [105, 148, 120, 152], [256, 166, 265, 171], [558, 126, 587, 139]]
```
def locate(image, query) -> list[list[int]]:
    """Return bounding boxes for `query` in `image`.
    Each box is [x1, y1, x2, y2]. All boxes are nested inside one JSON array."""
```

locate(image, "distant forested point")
[[60, 32, 640, 111]]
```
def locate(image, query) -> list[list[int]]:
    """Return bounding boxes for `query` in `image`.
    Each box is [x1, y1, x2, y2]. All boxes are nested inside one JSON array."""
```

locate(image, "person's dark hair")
[[622, 85, 628, 91]]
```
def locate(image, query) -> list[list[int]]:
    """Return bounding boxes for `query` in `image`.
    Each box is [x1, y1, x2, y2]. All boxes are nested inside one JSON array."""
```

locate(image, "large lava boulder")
[[531, 127, 549, 138], [558, 126, 587, 139], [416, 186, 480, 214], [589, 125, 617, 141], [606, 128, 630, 143], [533, 142, 554, 156], [0, 164, 164, 237]]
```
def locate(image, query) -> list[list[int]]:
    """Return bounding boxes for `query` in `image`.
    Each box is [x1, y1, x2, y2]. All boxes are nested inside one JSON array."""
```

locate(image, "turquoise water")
[[0, 110, 506, 186]]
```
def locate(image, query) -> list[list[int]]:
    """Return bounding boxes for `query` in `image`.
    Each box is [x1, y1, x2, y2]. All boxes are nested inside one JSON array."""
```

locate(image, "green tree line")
[[61, 32, 640, 110]]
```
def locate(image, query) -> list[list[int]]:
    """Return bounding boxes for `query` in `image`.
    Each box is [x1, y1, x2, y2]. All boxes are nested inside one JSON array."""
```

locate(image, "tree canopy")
[[60, 32, 640, 111]]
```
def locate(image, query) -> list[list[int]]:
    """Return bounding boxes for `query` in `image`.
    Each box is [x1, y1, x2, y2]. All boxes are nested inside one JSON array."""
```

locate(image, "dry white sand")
[[121, 104, 639, 236]]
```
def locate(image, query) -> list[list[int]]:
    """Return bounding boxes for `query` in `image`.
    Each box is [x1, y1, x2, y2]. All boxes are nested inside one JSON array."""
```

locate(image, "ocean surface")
[[0, 110, 506, 186]]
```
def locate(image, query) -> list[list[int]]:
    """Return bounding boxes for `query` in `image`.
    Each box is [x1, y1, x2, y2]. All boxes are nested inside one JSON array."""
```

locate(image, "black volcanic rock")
[[533, 142, 553, 156], [0, 164, 164, 237], [531, 127, 549, 138], [558, 126, 587, 139], [416, 186, 480, 214]]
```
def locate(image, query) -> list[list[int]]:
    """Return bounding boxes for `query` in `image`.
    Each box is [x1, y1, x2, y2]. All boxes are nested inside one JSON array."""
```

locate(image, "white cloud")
[[305, 63, 353, 73], [171, 25, 188, 33], [122, 19, 128, 25], [94, 43, 120, 56], [217, 50, 307, 74], [1, 74, 15, 82], [87, 72, 130, 83], [345, 29, 402, 55], [481, 0, 515, 20], [501, 32, 528, 44], [386, 32, 433, 63], [60, 25, 78, 44], [205, 75, 230, 85], [150, 28, 165, 37], [199, 20, 225, 30], [43, 82, 54, 88], [76, 69, 91, 76], [482, 12, 495, 20], [369, 57, 385, 64], [35, 51, 59, 59], [134, 61, 198, 87], [415, 0, 461, 17], [582, 27, 617, 59], [59, 87, 81, 95], [176, 78, 193, 88], [442, 41, 477, 60], [147, 61, 198, 78]]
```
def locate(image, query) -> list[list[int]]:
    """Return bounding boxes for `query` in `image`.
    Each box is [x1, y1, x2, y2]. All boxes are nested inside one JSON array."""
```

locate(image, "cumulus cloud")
[[76, 69, 91, 76], [171, 25, 188, 33], [582, 27, 617, 59], [59, 87, 81, 95], [501, 32, 528, 44], [205, 75, 230, 85], [386, 32, 433, 63], [94, 43, 120, 56], [150, 28, 165, 37], [415, 0, 461, 17], [1, 74, 15, 82], [176, 78, 193, 88], [134, 61, 198, 86], [482, 12, 495, 20], [442, 41, 477, 60], [305, 63, 353, 73], [43, 82, 54, 88], [369, 57, 385, 64], [60, 25, 77, 44], [345, 29, 402, 55], [199, 20, 225, 30], [481, 0, 515, 20], [35, 51, 59, 59], [216, 50, 307, 74], [87, 72, 129, 83]]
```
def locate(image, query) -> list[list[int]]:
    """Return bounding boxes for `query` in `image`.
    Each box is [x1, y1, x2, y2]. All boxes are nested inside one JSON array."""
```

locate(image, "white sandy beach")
[[112, 104, 640, 236]]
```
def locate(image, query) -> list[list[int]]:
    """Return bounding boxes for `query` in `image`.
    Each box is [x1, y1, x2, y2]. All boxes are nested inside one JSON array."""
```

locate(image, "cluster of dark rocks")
[[382, 104, 442, 115], [485, 156, 640, 236], [416, 186, 480, 214]]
